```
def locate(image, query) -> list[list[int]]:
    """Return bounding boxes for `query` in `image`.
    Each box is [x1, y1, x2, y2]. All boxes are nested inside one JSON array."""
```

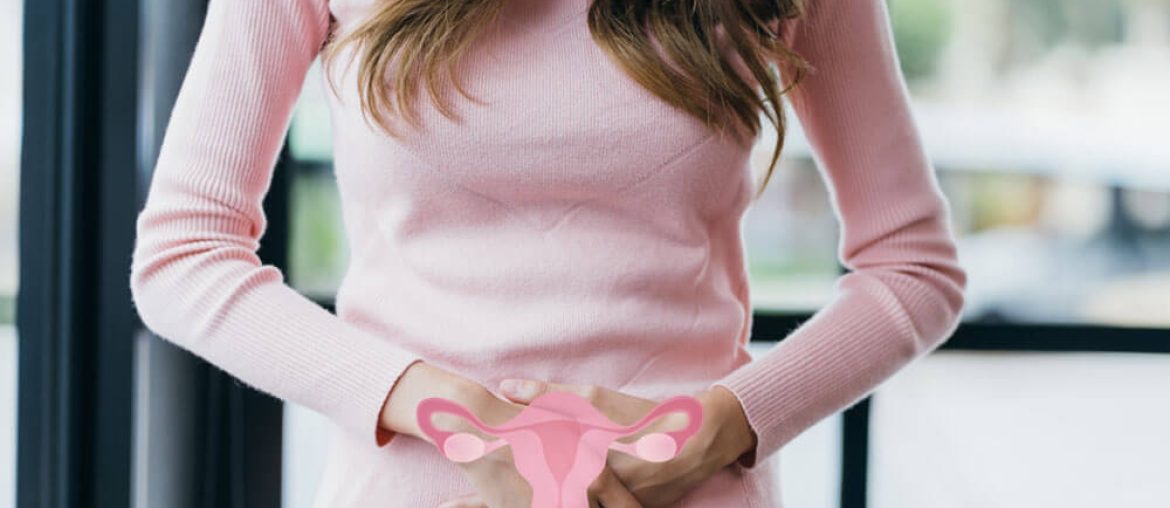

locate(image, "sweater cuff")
[[373, 357, 426, 448], [369, 357, 427, 448], [300, 324, 425, 449], [225, 281, 428, 450], [708, 378, 763, 468]]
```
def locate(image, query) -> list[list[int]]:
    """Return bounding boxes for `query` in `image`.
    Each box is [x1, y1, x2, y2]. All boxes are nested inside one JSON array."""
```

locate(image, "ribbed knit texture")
[[710, 0, 968, 470], [128, 0, 966, 506]]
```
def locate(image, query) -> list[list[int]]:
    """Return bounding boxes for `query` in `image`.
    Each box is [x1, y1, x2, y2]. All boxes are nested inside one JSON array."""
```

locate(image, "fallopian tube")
[[417, 390, 703, 508]]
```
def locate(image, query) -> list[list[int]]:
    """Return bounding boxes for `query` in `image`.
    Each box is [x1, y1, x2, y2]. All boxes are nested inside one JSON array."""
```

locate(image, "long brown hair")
[[321, 0, 809, 199]]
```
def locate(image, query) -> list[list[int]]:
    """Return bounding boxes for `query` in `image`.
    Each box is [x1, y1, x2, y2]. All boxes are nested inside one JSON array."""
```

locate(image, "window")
[[886, 0, 1170, 327], [867, 1, 1170, 505], [0, 0, 21, 503], [0, 0, 21, 504], [743, 144, 839, 312], [871, 352, 1170, 508], [285, 58, 344, 299]]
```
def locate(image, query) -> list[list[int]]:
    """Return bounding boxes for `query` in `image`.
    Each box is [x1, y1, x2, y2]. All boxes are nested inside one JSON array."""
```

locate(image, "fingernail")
[[500, 379, 536, 398]]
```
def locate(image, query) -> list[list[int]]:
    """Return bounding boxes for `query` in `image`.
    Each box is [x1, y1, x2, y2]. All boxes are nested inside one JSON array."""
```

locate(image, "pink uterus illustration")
[[416, 391, 703, 508]]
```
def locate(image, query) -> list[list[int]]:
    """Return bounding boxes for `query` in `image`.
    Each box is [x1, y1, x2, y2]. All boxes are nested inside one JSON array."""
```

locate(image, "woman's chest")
[[323, 0, 756, 223]]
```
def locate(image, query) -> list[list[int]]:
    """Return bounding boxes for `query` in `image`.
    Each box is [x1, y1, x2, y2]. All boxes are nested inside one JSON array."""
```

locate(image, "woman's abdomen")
[[334, 221, 753, 395]]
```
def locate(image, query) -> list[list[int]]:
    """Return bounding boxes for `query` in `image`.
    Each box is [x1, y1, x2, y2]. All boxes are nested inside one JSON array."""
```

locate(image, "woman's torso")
[[315, 0, 775, 505]]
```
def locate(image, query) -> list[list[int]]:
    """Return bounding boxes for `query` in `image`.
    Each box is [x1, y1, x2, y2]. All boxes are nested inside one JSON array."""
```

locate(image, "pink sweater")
[[129, 0, 966, 506]]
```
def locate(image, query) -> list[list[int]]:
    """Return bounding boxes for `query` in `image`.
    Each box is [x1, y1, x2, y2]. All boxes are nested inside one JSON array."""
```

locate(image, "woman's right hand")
[[380, 362, 642, 508]]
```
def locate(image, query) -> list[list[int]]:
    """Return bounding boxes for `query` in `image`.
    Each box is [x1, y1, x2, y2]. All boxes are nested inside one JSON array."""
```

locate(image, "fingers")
[[498, 379, 592, 404], [589, 467, 643, 508], [437, 493, 488, 508], [498, 379, 657, 424]]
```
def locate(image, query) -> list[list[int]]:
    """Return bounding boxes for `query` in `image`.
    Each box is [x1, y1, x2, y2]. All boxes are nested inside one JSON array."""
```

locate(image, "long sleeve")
[[712, 0, 967, 468], [129, 0, 423, 448]]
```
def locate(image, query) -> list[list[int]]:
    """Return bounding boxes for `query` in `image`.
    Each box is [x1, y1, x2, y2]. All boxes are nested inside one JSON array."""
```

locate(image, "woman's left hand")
[[491, 379, 758, 508]]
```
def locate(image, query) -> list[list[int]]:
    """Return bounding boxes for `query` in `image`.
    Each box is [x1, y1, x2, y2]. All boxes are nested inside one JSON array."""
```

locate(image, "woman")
[[129, 0, 966, 506]]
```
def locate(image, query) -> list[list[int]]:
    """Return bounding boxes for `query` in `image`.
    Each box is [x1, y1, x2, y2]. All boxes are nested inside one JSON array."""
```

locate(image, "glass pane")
[[282, 403, 329, 508], [0, 0, 20, 504], [287, 59, 347, 298], [743, 135, 839, 312], [871, 352, 1170, 507], [885, 0, 1170, 326], [288, 167, 347, 298]]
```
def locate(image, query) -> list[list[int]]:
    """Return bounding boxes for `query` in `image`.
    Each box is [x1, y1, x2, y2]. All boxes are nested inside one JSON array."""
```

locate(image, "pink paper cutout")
[[416, 391, 703, 508]]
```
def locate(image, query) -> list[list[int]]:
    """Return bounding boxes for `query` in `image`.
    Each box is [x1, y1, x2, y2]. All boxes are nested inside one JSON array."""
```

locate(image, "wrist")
[[698, 385, 757, 468], [380, 362, 506, 441]]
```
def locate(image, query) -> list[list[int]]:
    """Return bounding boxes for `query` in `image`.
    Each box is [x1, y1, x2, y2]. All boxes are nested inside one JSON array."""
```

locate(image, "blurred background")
[[3, 0, 1169, 507]]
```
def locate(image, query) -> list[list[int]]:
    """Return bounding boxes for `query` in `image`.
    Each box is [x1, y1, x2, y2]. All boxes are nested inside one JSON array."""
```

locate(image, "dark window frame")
[[17, 0, 140, 505], [18, 0, 286, 507]]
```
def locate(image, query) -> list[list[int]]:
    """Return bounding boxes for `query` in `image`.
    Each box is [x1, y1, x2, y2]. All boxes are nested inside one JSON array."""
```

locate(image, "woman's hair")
[[321, 0, 809, 199]]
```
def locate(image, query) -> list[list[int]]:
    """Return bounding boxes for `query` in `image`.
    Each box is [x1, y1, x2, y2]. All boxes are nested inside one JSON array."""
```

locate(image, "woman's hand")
[[383, 363, 643, 507], [434, 394, 644, 508], [493, 379, 757, 508]]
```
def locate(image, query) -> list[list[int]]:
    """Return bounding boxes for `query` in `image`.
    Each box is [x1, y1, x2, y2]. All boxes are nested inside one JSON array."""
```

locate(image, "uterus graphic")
[[416, 391, 703, 508]]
